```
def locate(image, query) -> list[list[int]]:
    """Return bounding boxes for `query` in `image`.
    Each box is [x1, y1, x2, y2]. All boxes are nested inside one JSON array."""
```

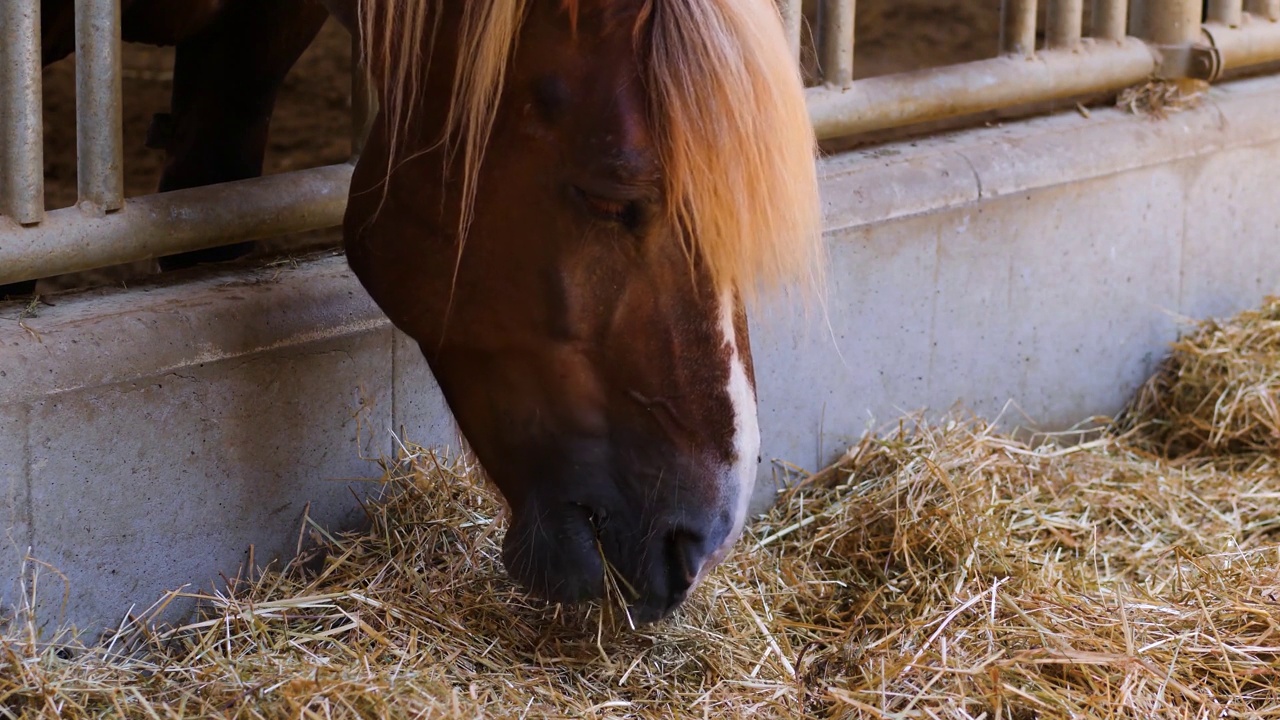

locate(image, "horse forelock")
[[360, 0, 823, 301], [643, 0, 824, 302]]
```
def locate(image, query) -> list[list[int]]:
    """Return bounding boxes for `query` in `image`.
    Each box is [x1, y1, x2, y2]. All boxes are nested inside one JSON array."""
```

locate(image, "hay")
[[4, 416, 1279, 718], [1117, 296, 1280, 467], [6, 299, 1280, 718], [1116, 79, 1208, 119]]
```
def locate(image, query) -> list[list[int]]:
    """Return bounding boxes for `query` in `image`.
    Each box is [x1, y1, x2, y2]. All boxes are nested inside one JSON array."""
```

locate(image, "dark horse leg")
[[3, 0, 329, 297], [147, 0, 329, 271]]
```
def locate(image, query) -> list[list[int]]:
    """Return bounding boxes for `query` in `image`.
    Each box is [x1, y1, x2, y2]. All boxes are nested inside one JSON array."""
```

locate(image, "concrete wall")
[[4, 73, 1280, 635]]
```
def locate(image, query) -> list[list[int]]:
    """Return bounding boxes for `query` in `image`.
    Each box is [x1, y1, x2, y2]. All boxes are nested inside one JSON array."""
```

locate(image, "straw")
[[4, 301, 1280, 718]]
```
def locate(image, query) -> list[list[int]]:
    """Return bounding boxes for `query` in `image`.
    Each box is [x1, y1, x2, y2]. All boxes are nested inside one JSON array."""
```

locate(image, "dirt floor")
[[33, 1, 999, 291]]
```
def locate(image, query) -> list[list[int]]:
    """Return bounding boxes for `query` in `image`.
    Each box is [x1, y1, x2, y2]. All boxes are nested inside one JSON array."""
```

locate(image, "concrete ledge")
[[5, 73, 1280, 634], [0, 255, 459, 632], [753, 73, 1280, 493]]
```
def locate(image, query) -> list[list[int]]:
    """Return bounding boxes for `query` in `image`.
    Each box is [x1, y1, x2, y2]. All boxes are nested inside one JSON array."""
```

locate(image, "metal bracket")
[[1152, 43, 1224, 81]]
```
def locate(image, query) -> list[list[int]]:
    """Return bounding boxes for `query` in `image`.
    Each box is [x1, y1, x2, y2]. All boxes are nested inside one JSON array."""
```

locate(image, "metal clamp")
[[1152, 42, 1224, 81]]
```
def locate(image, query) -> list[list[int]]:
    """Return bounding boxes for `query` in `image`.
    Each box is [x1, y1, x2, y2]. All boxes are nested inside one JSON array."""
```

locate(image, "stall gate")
[[2, 0, 1280, 285], [3, 0, 1280, 287]]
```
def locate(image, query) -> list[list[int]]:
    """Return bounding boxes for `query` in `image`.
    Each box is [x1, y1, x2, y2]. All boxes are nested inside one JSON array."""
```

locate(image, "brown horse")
[[31, 0, 823, 623]]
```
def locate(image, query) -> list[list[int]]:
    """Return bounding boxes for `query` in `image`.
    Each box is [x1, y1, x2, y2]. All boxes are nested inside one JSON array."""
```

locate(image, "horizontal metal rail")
[[7, 1, 1280, 285], [1207, 13, 1280, 67], [0, 165, 352, 286], [807, 39, 1157, 140]]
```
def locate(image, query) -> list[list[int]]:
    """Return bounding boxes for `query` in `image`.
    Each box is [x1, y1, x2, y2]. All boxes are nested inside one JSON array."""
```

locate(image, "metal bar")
[[0, 165, 353, 286], [1130, 0, 1203, 45], [1001, 0, 1039, 56], [819, 0, 854, 87], [0, 0, 45, 225], [781, 0, 803, 61], [1207, 0, 1245, 26], [1205, 15, 1280, 68], [1091, 0, 1128, 40], [76, 0, 125, 213], [1244, 0, 1280, 20], [807, 39, 1156, 140], [1047, 0, 1084, 48]]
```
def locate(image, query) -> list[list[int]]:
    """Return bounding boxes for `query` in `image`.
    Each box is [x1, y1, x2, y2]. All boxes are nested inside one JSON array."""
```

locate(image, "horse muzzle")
[[499, 492, 738, 624]]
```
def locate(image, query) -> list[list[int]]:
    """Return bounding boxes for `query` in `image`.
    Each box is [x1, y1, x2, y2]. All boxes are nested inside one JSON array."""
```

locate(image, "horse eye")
[[570, 184, 649, 233], [533, 74, 570, 120]]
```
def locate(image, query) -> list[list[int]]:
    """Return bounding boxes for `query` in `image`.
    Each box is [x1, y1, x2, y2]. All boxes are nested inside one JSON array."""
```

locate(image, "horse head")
[[344, 0, 821, 623]]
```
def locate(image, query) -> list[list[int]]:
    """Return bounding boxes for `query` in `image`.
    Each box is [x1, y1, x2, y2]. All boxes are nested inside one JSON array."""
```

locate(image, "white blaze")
[[691, 290, 760, 588]]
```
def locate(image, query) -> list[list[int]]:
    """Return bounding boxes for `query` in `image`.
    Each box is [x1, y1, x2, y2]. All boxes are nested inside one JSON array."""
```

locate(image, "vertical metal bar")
[[1245, 0, 1280, 20], [0, 0, 45, 225], [1206, 0, 1244, 26], [1001, 0, 1039, 56], [1131, 0, 1202, 45], [1091, 0, 1128, 38], [1046, 0, 1084, 47], [819, 0, 854, 87], [781, 0, 803, 61], [75, 0, 124, 212], [351, 35, 377, 159]]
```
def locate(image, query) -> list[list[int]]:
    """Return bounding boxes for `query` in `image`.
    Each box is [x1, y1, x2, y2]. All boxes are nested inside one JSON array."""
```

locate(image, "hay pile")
[[1118, 295, 1280, 467], [1116, 79, 1208, 119], [3, 301, 1279, 718]]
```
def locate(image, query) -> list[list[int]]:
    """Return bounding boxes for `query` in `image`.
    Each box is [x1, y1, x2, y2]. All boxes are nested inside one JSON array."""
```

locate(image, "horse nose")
[[666, 529, 704, 592], [643, 525, 723, 619]]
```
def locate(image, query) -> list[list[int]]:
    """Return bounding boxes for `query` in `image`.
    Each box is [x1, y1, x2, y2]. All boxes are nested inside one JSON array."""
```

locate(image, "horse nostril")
[[665, 529, 708, 598]]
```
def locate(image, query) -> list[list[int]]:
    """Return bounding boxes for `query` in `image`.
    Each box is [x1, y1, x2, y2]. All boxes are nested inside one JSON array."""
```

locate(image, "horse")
[[26, 0, 823, 623]]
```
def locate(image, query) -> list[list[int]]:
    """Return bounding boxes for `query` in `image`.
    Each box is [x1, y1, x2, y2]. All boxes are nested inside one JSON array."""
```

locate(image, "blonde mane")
[[358, 0, 823, 300]]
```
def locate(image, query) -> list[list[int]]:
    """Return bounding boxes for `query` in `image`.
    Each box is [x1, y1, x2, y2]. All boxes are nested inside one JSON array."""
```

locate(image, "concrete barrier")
[[4, 72, 1280, 635]]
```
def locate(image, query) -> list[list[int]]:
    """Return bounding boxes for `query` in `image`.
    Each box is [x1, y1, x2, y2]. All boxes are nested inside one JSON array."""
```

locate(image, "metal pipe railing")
[[1131, 0, 1204, 45], [75, 0, 125, 213], [0, 0, 46, 226], [1046, 0, 1084, 48], [8, 0, 1280, 287], [0, 165, 353, 286], [1206, 12, 1280, 68], [1091, 0, 1128, 40], [1001, 0, 1039, 56], [808, 39, 1156, 140], [818, 0, 854, 87], [1245, 0, 1280, 21], [781, 0, 803, 62], [1207, 0, 1245, 26]]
